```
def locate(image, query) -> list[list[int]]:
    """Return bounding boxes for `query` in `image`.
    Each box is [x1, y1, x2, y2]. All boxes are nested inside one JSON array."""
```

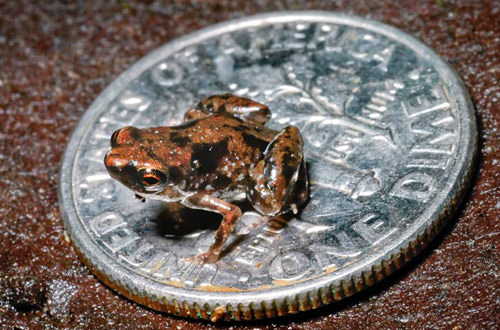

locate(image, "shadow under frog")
[[104, 94, 309, 263], [149, 199, 302, 261]]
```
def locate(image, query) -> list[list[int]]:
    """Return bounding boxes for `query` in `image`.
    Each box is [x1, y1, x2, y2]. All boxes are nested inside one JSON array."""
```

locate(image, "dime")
[[58, 12, 477, 321]]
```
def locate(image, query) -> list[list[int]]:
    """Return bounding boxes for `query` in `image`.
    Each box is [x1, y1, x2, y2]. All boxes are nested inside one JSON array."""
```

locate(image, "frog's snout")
[[104, 150, 126, 173]]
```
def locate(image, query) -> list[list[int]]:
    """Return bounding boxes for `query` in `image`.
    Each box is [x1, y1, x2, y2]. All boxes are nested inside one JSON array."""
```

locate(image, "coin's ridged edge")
[[67, 139, 476, 322]]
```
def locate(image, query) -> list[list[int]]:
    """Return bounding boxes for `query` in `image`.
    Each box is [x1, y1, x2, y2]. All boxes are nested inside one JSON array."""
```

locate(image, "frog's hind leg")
[[289, 160, 309, 214], [182, 192, 242, 263], [247, 126, 305, 216], [184, 94, 271, 124]]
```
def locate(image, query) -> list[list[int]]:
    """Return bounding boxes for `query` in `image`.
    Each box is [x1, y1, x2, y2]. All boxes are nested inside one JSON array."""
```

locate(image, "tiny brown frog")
[[104, 94, 308, 263]]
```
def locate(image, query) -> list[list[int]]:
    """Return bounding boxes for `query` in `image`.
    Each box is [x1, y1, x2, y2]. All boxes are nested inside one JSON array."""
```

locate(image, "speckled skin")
[[104, 94, 308, 262]]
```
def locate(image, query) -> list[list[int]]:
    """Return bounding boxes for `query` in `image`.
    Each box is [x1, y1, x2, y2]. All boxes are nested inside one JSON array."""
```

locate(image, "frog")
[[104, 94, 308, 263]]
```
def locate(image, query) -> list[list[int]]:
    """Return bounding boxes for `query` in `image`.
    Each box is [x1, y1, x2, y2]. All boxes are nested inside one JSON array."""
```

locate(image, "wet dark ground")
[[1, 1, 499, 329]]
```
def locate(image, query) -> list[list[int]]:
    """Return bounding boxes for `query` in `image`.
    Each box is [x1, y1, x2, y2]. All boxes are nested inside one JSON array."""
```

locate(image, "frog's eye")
[[139, 168, 166, 191]]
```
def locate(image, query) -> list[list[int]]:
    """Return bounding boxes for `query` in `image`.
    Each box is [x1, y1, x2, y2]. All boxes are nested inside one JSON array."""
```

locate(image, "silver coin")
[[58, 11, 477, 321]]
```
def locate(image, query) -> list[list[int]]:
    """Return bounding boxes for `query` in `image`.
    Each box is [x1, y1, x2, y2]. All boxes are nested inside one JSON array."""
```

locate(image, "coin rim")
[[58, 11, 477, 321]]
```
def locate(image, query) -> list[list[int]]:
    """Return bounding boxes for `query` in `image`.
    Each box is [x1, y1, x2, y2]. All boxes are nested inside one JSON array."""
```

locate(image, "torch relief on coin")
[[58, 11, 477, 321]]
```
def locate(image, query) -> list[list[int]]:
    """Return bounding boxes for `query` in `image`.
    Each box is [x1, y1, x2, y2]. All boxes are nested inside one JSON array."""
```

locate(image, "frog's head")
[[104, 126, 168, 194]]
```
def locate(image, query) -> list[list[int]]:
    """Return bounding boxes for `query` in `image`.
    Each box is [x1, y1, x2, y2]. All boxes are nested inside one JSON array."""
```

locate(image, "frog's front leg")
[[247, 126, 305, 216], [184, 94, 270, 124], [182, 192, 242, 263]]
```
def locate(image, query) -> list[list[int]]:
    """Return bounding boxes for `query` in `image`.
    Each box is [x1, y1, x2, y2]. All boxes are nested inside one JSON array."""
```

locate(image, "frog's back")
[[176, 115, 275, 142], [168, 115, 274, 160], [165, 115, 276, 193]]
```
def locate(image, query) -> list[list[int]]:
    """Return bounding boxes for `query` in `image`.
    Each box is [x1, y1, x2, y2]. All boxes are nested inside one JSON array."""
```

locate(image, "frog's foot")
[[184, 94, 271, 124], [185, 250, 222, 264], [247, 126, 305, 216], [182, 193, 242, 263]]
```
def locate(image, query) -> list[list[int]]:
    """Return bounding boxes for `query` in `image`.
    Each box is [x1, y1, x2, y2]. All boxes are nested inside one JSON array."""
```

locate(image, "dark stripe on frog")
[[225, 124, 243, 131], [170, 131, 190, 147], [116, 164, 145, 190], [191, 139, 229, 174], [221, 120, 247, 133], [242, 132, 269, 153], [168, 166, 184, 184], [145, 149, 168, 169], [281, 153, 299, 181], [127, 127, 141, 141], [212, 174, 232, 190]]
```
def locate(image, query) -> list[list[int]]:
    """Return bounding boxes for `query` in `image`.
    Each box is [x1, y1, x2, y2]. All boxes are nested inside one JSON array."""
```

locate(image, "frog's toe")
[[185, 252, 218, 264]]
